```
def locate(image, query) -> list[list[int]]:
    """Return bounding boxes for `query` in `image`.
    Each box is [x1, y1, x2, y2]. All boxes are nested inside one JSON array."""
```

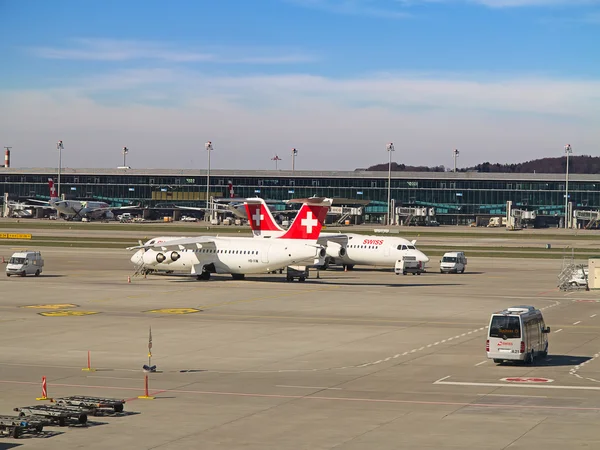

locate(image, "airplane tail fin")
[[48, 178, 58, 199], [227, 180, 235, 198], [279, 197, 332, 240], [244, 198, 284, 236]]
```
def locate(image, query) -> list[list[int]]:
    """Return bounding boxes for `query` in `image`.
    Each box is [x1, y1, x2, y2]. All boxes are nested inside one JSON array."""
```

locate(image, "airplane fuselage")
[[322, 233, 429, 267], [50, 199, 114, 219], [131, 236, 322, 275]]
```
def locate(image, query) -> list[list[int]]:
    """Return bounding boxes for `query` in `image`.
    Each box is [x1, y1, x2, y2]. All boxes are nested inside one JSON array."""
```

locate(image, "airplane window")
[[408, 245, 416, 250], [402, 245, 407, 250]]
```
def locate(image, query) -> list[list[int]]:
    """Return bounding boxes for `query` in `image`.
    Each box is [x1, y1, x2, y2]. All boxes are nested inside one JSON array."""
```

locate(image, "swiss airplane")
[[128, 197, 332, 280], [244, 198, 430, 270], [26, 179, 137, 220]]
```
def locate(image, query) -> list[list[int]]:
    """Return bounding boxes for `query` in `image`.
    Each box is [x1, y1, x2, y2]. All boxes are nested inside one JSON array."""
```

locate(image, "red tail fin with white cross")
[[279, 198, 332, 240], [48, 178, 58, 199], [244, 199, 284, 236]]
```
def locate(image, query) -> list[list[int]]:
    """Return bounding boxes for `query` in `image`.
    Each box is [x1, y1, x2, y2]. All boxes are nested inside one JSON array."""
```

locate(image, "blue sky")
[[1, 0, 599, 170]]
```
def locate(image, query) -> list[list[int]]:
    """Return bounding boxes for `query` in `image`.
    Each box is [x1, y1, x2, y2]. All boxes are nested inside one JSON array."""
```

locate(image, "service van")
[[440, 251, 467, 273], [6, 251, 44, 277], [486, 305, 550, 364]]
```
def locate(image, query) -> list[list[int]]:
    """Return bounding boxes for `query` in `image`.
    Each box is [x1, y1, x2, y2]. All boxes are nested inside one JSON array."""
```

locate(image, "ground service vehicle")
[[395, 256, 423, 275], [486, 305, 550, 364], [440, 251, 467, 273], [6, 251, 44, 277]]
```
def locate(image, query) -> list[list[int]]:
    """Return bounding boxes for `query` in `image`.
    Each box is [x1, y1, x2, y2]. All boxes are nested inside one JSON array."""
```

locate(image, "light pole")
[[386, 142, 395, 226], [122, 146, 129, 167], [56, 140, 64, 197], [453, 148, 459, 173], [564, 144, 572, 229], [292, 148, 298, 171], [271, 155, 282, 170], [205, 141, 213, 222]]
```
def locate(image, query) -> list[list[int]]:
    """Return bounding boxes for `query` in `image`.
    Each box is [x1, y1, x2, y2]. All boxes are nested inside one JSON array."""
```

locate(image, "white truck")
[[395, 255, 424, 275], [6, 251, 44, 277]]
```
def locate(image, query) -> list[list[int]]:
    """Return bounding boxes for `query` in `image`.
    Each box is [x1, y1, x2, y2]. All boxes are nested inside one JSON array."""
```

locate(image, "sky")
[[0, 0, 599, 171]]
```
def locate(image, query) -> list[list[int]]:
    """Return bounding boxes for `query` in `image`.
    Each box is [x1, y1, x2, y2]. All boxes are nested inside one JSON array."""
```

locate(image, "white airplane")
[[128, 197, 333, 280], [244, 198, 430, 270], [26, 179, 138, 220]]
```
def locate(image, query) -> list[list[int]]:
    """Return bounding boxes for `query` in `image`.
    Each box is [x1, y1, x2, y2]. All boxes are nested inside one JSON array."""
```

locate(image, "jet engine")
[[318, 247, 326, 258], [141, 251, 166, 265], [325, 241, 346, 258], [169, 251, 180, 262]]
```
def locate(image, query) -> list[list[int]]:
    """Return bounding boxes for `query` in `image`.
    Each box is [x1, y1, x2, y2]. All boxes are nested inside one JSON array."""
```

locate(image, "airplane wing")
[[126, 236, 219, 251], [9, 202, 50, 209], [174, 205, 207, 211]]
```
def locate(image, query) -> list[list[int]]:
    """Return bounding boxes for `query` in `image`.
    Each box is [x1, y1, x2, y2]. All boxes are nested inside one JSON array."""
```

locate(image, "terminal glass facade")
[[2, 170, 600, 224]]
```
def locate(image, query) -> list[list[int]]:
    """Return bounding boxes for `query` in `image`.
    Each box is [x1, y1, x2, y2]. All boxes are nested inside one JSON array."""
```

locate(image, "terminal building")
[[1, 167, 600, 227]]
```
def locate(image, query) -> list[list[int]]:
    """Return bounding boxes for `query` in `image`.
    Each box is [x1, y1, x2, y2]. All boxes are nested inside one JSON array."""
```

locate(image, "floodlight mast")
[[205, 141, 213, 222], [386, 143, 395, 226]]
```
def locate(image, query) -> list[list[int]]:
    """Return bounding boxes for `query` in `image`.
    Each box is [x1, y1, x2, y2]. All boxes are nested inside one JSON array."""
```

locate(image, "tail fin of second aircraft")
[[48, 178, 58, 199], [244, 199, 284, 236], [279, 197, 332, 241]]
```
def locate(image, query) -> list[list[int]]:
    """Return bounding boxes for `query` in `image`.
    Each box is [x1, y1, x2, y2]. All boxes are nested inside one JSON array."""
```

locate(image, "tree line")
[[361, 155, 600, 174]]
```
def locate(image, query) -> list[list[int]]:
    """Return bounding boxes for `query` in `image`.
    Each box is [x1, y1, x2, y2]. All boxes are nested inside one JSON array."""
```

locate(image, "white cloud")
[[471, 0, 600, 7], [30, 38, 317, 64], [286, 0, 412, 18], [289, 0, 600, 13], [1, 70, 598, 171]]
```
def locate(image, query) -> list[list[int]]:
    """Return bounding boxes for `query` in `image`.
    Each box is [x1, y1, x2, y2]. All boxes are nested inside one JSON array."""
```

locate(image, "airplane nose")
[[131, 250, 144, 265], [420, 251, 430, 263]]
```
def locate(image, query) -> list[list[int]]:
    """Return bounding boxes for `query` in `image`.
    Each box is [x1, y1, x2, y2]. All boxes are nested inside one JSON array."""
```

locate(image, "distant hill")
[[362, 155, 600, 174]]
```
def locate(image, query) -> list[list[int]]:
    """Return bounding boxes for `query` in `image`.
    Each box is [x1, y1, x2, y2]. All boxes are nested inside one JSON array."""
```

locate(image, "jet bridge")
[[395, 206, 436, 226]]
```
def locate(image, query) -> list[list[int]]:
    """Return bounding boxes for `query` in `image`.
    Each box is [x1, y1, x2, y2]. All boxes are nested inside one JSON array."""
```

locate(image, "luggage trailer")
[[0, 414, 47, 438], [13, 404, 92, 427], [54, 396, 126, 414]]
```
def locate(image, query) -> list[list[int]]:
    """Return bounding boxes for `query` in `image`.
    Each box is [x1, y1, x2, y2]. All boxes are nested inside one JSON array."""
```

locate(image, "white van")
[[569, 267, 589, 287], [440, 251, 467, 273], [6, 251, 44, 277], [486, 305, 550, 364]]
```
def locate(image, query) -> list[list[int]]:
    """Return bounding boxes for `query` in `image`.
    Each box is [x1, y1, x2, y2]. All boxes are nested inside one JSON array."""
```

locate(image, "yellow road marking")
[[22, 303, 78, 309], [0, 233, 32, 239], [145, 308, 201, 314], [39, 310, 99, 317]]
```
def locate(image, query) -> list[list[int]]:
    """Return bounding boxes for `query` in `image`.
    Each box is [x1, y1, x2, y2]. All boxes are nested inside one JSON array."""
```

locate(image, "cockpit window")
[[408, 245, 416, 250], [397, 245, 407, 250]]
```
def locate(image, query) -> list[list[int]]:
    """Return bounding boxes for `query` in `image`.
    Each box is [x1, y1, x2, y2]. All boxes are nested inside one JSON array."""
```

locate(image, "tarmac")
[[1, 236, 600, 449]]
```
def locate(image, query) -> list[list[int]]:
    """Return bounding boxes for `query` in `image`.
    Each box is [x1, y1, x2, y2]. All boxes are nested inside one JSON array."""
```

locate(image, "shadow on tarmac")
[[497, 355, 591, 367]]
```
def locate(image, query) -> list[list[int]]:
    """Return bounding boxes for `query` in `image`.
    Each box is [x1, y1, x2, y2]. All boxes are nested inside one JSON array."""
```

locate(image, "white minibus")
[[486, 306, 550, 364]]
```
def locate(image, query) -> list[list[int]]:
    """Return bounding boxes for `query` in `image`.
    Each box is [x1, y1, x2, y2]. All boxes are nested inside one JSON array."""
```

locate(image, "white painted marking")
[[435, 380, 600, 391], [402, 351, 408, 355], [87, 376, 138, 381], [475, 361, 488, 366], [573, 321, 582, 325], [418, 347, 424, 351], [591, 314, 597, 318], [555, 329, 563, 333], [427, 344, 432, 348], [410, 349, 417, 353], [433, 342, 440, 346], [435, 376, 451, 383], [276, 385, 342, 390], [479, 393, 548, 399]]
